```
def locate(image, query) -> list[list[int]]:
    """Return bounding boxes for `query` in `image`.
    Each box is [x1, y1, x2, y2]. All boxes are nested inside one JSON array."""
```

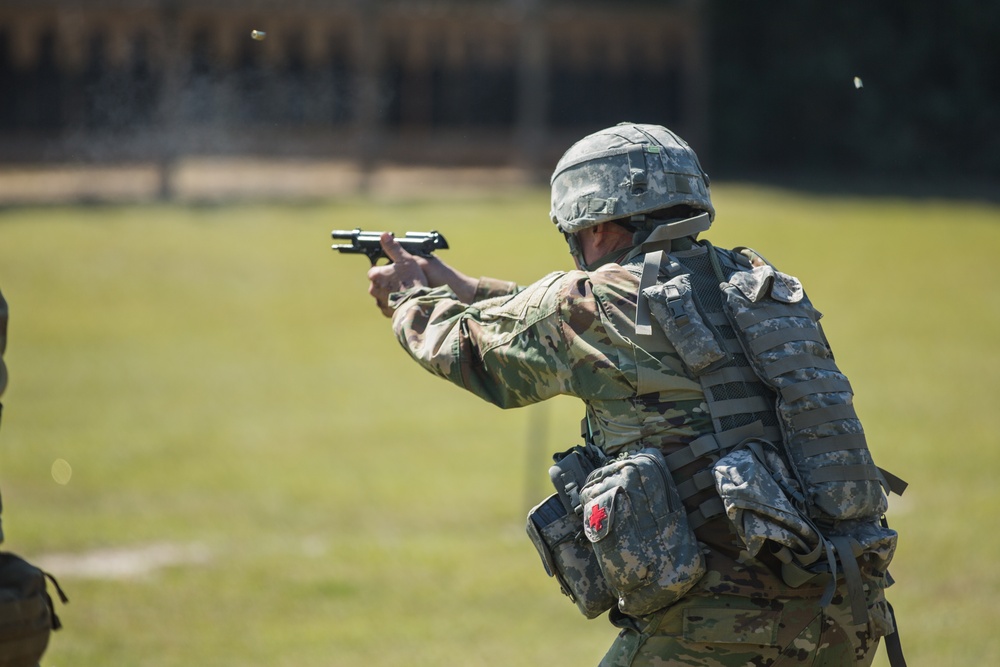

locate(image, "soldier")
[[0, 290, 64, 667], [1, 289, 8, 544], [365, 123, 899, 666]]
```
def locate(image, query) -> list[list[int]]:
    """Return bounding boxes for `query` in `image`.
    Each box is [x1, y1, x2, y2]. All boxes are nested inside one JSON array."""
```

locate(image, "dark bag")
[[0, 552, 67, 667]]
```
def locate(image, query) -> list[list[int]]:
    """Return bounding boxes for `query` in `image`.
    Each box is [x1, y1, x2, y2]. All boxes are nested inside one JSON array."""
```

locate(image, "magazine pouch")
[[643, 274, 726, 376], [526, 494, 616, 618]]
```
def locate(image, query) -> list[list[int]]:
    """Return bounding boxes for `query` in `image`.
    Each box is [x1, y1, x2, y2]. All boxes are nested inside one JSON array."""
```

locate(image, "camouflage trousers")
[[598, 587, 882, 667]]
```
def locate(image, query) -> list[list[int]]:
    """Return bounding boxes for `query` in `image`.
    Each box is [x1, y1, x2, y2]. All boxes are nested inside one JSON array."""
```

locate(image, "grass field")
[[0, 184, 998, 666]]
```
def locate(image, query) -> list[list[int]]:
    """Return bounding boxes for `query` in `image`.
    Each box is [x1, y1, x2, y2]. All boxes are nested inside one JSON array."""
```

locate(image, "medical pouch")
[[580, 448, 705, 616], [643, 274, 726, 375], [526, 494, 616, 618]]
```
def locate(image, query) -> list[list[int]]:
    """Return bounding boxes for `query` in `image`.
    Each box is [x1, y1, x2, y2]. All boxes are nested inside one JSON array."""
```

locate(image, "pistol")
[[330, 228, 449, 266]]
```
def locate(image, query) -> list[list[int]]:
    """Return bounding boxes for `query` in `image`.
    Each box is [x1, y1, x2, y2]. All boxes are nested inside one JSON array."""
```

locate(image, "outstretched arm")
[[366, 232, 495, 316]]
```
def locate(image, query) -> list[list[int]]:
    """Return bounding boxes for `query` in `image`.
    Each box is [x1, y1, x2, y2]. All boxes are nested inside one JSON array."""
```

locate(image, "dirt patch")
[[35, 542, 212, 580]]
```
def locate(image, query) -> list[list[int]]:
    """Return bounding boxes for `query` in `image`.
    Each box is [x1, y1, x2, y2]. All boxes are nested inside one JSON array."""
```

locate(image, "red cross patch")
[[588, 504, 608, 532]]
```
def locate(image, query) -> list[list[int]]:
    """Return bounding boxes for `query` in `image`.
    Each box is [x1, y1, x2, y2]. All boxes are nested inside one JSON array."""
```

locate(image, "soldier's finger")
[[379, 232, 411, 264]]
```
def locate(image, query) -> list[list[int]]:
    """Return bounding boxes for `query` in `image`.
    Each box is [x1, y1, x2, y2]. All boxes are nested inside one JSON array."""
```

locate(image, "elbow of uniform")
[[462, 371, 525, 410]]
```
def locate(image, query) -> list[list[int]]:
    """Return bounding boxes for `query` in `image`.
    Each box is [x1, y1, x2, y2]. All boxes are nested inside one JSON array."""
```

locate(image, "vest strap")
[[749, 326, 826, 356], [634, 250, 665, 336], [884, 603, 909, 667], [707, 396, 772, 420], [780, 377, 853, 403], [763, 353, 838, 378], [664, 420, 766, 472], [676, 469, 716, 501], [878, 467, 909, 496], [733, 303, 798, 328], [799, 432, 868, 458], [789, 403, 857, 430], [700, 365, 759, 388], [829, 535, 870, 626], [809, 464, 882, 484], [687, 496, 726, 530]]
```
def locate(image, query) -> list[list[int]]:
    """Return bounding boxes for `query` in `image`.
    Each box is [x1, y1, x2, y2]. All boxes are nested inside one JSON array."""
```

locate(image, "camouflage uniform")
[[389, 251, 885, 666]]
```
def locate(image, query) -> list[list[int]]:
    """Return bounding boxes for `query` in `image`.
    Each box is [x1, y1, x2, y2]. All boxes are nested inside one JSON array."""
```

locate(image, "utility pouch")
[[526, 494, 616, 618], [580, 448, 705, 617], [643, 274, 726, 375], [711, 442, 821, 561]]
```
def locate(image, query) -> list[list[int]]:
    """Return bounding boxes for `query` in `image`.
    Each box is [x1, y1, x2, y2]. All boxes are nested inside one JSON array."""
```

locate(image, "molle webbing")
[[673, 248, 781, 438], [717, 264, 890, 522], [637, 246, 782, 529], [642, 244, 897, 527]]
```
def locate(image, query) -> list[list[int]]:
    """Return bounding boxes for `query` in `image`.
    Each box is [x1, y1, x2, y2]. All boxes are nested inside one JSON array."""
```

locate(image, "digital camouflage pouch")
[[526, 494, 616, 618], [719, 264, 890, 522], [580, 448, 705, 617], [643, 273, 727, 376]]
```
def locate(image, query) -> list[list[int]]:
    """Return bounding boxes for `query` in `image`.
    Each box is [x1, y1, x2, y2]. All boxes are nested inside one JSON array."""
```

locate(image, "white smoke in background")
[[52, 29, 370, 164]]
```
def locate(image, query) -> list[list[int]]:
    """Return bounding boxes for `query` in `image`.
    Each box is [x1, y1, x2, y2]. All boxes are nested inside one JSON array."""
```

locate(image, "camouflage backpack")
[[639, 240, 906, 663]]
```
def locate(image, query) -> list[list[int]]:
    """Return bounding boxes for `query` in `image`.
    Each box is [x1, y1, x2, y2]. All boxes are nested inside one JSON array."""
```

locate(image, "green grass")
[[0, 185, 998, 666]]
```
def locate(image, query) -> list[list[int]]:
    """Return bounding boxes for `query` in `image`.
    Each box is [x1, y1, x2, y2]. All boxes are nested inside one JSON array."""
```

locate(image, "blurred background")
[[1, 2, 999, 666], [1, 0, 998, 202]]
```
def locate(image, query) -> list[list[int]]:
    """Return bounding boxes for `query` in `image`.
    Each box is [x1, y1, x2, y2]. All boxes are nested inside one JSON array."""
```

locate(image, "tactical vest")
[[628, 240, 906, 634]]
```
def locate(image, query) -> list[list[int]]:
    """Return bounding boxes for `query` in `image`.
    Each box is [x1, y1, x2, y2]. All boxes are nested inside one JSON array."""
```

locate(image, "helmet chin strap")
[[566, 212, 712, 271], [564, 232, 587, 269]]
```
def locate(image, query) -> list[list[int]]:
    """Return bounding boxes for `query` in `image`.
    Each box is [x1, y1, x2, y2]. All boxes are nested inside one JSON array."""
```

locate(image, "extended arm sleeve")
[[390, 274, 578, 408]]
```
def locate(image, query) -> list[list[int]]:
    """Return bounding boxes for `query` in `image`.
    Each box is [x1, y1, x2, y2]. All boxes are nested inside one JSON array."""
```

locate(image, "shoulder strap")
[[634, 250, 666, 336]]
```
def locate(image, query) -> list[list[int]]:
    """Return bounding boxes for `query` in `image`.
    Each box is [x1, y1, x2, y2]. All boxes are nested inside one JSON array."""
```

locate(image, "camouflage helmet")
[[550, 123, 714, 235]]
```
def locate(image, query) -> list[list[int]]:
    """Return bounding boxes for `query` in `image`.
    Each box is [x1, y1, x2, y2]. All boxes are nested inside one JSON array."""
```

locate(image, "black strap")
[[884, 602, 908, 667], [878, 467, 909, 496], [828, 535, 868, 627]]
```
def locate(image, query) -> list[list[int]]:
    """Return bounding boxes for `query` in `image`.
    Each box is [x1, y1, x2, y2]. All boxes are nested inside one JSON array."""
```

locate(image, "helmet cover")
[[550, 123, 714, 235]]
